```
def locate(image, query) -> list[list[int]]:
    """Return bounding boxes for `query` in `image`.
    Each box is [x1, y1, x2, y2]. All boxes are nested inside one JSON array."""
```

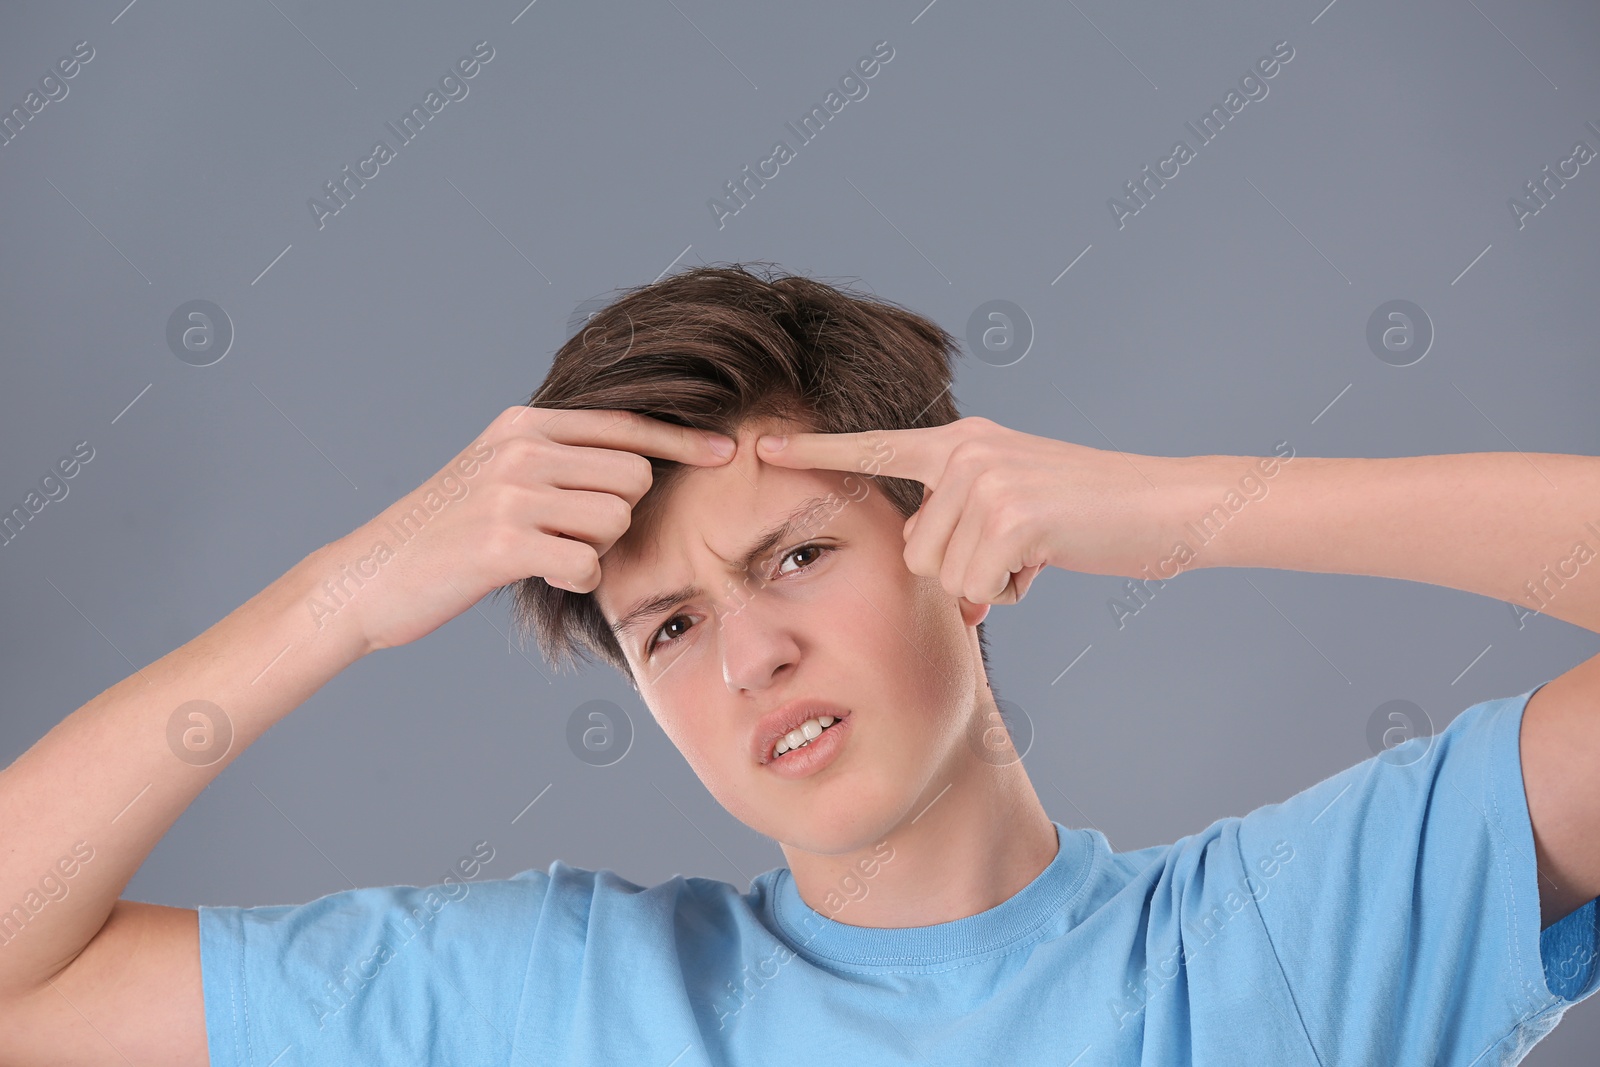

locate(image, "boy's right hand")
[[318, 405, 735, 654]]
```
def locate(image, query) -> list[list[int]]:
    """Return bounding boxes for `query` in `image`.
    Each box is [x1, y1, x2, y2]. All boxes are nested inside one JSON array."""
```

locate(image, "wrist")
[[282, 539, 380, 662]]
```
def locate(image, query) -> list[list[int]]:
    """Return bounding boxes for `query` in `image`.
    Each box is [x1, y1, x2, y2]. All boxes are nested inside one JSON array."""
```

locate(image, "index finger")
[[537, 408, 735, 465], [754, 426, 944, 484]]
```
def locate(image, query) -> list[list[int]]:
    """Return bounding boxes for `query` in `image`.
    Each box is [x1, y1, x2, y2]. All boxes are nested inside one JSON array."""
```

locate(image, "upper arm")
[[1522, 647, 1600, 928], [0, 900, 207, 1067]]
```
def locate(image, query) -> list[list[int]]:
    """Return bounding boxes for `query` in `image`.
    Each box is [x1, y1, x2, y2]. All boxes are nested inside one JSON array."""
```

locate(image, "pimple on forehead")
[[597, 413, 821, 566], [600, 440, 856, 626], [597, 449, 755, 599]]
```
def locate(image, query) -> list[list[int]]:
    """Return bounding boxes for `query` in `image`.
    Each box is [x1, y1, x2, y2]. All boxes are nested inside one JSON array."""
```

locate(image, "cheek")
[[902, 574, 957, 652], [649, 690, 701, 756], [902, 577, 978, 705], [842, 567, 971, 733], [649, 688, 733, 781]]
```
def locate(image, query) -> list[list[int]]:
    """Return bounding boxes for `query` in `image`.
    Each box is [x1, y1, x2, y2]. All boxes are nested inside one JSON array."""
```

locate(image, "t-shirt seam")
[[1489, 702, 1531, 1023], [1428, 688, 1569, 1067], [230, 908, 250, 1067], [1237, 826, 1326, 1067], [503, 874, 552, 1067], [1489, 690, 1564, 1023], [769, 827, 1097, 972], [782, 917, 1061, 976]]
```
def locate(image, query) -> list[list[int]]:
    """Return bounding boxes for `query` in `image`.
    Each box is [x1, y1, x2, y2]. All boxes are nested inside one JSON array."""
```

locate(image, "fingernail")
[[709, 435, 734, 457], [759, 435, 787, 452]]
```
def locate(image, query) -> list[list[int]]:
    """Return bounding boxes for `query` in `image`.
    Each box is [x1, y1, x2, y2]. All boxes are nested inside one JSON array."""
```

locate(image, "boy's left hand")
[[755, 416, 1178, 607]]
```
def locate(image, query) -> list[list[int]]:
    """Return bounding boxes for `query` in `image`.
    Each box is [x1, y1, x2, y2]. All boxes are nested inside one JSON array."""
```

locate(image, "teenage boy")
[[1, 265, 1596, 1065]]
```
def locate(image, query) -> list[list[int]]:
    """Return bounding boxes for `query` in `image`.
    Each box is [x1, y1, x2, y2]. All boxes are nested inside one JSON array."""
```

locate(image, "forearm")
[[1165, 451, 1600, 635], [0, 543, 370, 999]]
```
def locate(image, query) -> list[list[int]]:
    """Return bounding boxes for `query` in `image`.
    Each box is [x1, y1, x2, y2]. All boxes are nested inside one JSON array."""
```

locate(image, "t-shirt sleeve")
[[1236, 683, 1600, 1067], [198, 865, 548, 1067]]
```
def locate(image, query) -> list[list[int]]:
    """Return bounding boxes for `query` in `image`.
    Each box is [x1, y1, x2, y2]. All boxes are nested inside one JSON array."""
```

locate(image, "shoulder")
[[521, 860, 775, 943]]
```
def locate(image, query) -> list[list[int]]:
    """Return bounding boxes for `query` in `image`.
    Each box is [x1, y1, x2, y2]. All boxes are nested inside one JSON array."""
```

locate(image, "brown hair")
[[495, 261, 993, 687]]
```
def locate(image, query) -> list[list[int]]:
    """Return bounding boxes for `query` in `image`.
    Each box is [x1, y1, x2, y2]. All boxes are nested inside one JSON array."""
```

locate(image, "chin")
[[763, 779, 910, 857], [706, 735, 930, 856]]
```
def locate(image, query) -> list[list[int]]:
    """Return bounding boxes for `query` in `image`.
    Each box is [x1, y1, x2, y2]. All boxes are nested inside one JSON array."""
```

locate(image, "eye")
[[776, 542, 828, 576], [643, 542, 836, 657]]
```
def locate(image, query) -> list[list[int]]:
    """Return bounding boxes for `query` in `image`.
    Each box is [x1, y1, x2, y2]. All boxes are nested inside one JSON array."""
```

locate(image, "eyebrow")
[[609, 494, 840, 644]]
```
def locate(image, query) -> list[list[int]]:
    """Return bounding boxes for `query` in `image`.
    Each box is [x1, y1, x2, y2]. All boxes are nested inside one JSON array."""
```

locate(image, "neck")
[[779, 749, 1059, 929]]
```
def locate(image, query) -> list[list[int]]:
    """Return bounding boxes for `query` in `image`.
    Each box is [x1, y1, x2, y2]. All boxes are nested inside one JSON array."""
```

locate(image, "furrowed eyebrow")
[[609, 494, 838, 643]]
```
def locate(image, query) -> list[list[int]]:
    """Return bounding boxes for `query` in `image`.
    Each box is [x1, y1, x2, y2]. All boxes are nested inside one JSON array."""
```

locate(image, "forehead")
[[593, 427, 882, 621], [603, 450, 838, 573], [607, 417, 806, 561]]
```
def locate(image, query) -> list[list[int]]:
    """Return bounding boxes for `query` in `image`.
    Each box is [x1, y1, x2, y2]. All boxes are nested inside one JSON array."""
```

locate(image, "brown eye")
[[647, 614, 691, 655], [775, 542, 832, 577], [645, 543, 835, 657]]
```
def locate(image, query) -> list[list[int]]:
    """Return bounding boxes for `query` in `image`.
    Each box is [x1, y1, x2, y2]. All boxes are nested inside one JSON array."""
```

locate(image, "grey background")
[[3, 0, 1599, 1060]]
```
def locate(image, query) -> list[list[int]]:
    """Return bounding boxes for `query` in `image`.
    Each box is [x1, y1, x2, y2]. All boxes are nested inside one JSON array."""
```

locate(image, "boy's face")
[[592, 418, 991, 857]]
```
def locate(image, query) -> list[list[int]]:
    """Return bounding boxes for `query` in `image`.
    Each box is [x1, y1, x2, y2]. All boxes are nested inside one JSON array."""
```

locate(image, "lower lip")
[[763, 716, 850, 779]]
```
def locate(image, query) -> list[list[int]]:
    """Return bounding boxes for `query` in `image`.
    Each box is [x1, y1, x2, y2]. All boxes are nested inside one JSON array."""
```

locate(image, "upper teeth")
[[773, 715, 836, 758]]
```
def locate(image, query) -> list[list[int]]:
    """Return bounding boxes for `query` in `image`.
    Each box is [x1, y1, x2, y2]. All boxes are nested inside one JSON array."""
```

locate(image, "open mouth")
[[771, 713, 843, 760]]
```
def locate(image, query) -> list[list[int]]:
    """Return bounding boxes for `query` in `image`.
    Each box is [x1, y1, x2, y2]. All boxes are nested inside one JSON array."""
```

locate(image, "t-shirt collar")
[[765, 820, 1094, 970]]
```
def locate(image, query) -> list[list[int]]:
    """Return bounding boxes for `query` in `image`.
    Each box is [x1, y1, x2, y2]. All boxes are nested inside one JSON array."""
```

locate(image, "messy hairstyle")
[[496, 261, 992, 687]]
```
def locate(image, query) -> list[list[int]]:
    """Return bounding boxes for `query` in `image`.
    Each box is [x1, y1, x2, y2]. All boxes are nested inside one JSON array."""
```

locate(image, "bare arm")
[[1171, 450, 1600, 634], [761, 425, 1600, 930], [1171, 449, 1600, 927], [0, 544, 368, 1063], [0, 405, 734, 1064]]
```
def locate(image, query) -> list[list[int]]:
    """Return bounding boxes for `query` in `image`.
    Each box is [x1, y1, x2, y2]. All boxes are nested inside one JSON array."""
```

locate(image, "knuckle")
[[988, 490, 1025, 531], [494, 403, 542, 436], [570, 546, 602, 589], [496, 433, 542, 469], [949, 437, 990, 468], [940, 559, 963, 596], [627, 451, 654, 492], [603, 492, 633, 532], [608, 407, 644, 430], [486, 481, 528, 524], [479, 523, 520, 566]]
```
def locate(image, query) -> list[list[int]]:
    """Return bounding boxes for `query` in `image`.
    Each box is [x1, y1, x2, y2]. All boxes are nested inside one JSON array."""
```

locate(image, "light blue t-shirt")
[[199, 683, 1600, 1065]]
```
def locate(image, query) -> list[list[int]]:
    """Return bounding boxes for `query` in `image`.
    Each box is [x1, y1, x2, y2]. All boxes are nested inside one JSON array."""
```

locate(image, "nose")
[[714, 584, 800, 694]]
